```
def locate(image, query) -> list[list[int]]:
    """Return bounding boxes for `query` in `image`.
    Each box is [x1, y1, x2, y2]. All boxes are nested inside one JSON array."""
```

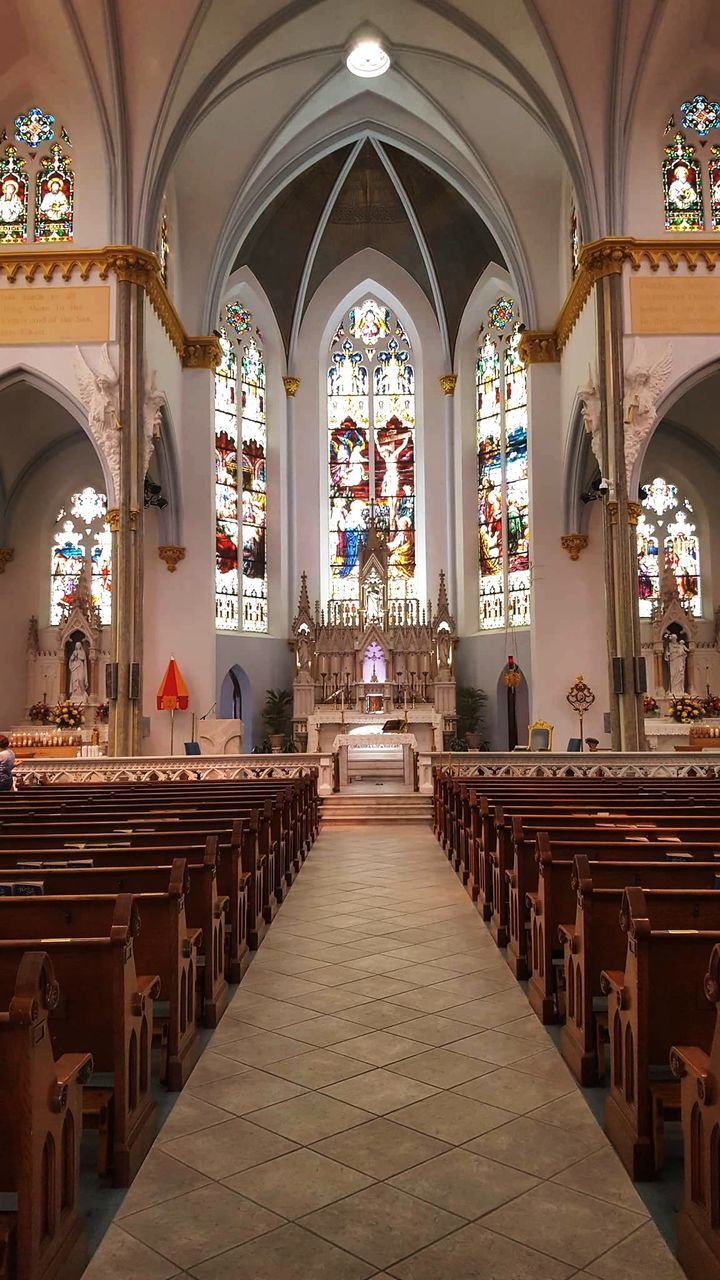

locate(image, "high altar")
[[290, 528, 457, 753]]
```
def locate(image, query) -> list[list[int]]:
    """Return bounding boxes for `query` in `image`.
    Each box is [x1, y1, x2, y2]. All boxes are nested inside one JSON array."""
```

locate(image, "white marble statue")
[[69, 641, 89, 704], [665, 633, 689, 698]]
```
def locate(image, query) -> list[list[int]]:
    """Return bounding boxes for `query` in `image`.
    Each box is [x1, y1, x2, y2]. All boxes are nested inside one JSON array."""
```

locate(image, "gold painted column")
[[107, 274, 146, 757], [596, 274, 646, 751]]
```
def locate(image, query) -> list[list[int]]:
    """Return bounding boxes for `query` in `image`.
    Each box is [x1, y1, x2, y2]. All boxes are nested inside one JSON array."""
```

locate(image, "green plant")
[[261, 689, 293, 736], [448, 736, 469, 752], [456, 686, 487, 740]]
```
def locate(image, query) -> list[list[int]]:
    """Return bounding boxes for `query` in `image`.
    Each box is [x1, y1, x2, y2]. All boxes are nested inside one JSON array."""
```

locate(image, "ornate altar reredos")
[[290, 530, 457, 752], [26, 558, 110, 713]]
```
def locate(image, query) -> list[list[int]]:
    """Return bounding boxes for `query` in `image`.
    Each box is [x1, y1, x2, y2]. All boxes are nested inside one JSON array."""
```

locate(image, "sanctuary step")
[[347, 744, 405, 782], [321, 793, 432, 826]]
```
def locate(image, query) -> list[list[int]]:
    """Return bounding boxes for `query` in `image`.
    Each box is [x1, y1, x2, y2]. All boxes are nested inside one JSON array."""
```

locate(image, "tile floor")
[[82, 826, 685, 1280]]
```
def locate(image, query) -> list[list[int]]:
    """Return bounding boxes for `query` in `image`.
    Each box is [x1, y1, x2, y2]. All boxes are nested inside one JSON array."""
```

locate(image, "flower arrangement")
[[703, 694, 720, 718], [95, 701, 109, 724], [643, 695, 659, 716], [28, 701, 52, 724], [670, 694, 704, 724], [51, 701, 85, 730]]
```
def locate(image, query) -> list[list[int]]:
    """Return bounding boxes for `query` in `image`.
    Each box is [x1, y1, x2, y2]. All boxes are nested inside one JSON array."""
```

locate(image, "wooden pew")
[[671, 942, 720, 1280], [0, 894, 160, 1185], [0, 859, 203, 1089], [559, 854, 720, 1085], [601, 885, 720, 1179], [0, 951, 92, 1280]]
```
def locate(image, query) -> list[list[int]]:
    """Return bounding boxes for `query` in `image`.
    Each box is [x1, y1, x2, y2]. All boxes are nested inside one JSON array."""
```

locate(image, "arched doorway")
[[218, 663, 252, 747]]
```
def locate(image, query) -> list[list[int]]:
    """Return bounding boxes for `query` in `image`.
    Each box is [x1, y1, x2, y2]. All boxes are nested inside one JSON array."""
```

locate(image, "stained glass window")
[[570, 200, 580, 276], [50, 487, 111, 625], [327, 298, 416, 606], [35, 144, 74, 242], [15, 106, 54, 153], [0, 146, 28, 243], [663, 133, 703, 231], [214, 310, 267, 632], [710, 147, 720, 231], [488, 297, 514, 334], [476, 317, 530, 631], [157, 211, 169, 286], [637, 476, 701, 618], [681, 95, 720, 139]]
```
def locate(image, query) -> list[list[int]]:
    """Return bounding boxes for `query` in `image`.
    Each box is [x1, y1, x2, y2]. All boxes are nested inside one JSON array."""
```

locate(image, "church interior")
[[3, 2, 720, 1277]]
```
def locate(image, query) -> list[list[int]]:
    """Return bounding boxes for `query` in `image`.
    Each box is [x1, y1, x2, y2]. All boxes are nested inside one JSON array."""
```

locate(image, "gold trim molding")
[[520, 235, 720, 365], [0, 245, 219, 369], [560, 533, 588, 561], [282, 376, 301, 397], [439, 373, 458, 395], [0, 547, 14, 574], [627, 501, 642, 526], [158, 545, 186, 573]]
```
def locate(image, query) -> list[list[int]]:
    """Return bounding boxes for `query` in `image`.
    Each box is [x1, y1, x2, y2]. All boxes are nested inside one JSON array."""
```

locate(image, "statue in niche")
[[437, 630, 453, 672], [664, 631, 689, 698], [295, 628, 313, 674], [68, 639, 89, 704]]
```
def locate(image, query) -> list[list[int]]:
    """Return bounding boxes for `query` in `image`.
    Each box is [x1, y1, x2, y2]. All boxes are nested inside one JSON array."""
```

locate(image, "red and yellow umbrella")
[[156, 658, 189, 753]]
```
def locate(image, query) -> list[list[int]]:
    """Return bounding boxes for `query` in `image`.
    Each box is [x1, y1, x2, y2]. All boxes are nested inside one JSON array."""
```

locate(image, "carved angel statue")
[[578, 366, 602, 468], [74, 344, 119, 435], [623, 341, 672, 485], [143, 370, 164, 474]]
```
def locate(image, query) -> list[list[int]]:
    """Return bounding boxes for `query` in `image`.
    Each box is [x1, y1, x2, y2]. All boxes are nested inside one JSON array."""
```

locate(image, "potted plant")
[[456, 685, 487, 750], [643, 695, 659, 716], [261, 689, 293, 752]]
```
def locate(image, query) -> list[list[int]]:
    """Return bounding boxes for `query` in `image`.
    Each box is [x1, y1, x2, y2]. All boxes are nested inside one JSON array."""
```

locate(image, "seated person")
[[0, 735, 16, 792]]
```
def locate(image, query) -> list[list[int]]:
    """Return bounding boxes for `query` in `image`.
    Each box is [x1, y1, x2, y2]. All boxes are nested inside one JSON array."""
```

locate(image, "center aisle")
[[86, 827, 682, 1280]]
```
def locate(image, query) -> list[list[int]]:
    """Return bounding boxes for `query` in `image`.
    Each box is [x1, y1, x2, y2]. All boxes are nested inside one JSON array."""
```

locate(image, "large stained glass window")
[[327, 298, 416, 606], [0, 146, 28, 243], [710, 146, 720, 231], [662, 133, 703, 232], [35, 143, 74, 242], [50, 487, 111, 624], [214, 305, 268, 632], [637, 476, 701, 618], [476, 313, 530, 630]]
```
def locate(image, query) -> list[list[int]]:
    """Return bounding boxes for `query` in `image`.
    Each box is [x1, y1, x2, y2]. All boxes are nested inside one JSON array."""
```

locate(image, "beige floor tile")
[[500, 1013, 554, 1046], [339, 976, 420, 999], [388, 1092, 514, 1145], [121, 1183, 284, 1269], [583, 1220, 685, 1278], [388, 1220, 575, 1279], [263, 1047, 373, 1088], [300, 964, 375, 986], [116, 1151, 209, 1219], [482, 1182, 646, 1269], [385, 986, 468, 1013], [447, 1029, 539, 1067], [189, 1221, 374, 1280], [551, 1146, 649, 1216], [226, 992, 324, 1029], [510, 1049, 577, 1087], [453, 1065, 574, 1113], [342, 954, 416, 975], [389, 1146, 539, 1219], [274, 1015, 368, 1046], [298, 1182, 465, 1270], [466, 1114, 606, 1178], [160, 1116, 297, 1179], [225, 1146, 373, 1217], [531, 1090, 602, 1133], [331, 1030, 427, 1066], [247, 1091, 373, 1144], [334, 1001, 424, 1029], [190, 1066, 307, 1114], [184, 1052, 251, 1086], [283, 986, 376, 1014], [389, 1047, 496, 1088], [313, 1116, 449, 1178], [428, 952, 500, 974], [322, 1067, 440, 1114], [157, 1095, 233, 1144], [250, 951, 334, 977], [391, 1014, 478, 1046], [211, 1029, 314, 1067], [81, 1226, 181, 1280]]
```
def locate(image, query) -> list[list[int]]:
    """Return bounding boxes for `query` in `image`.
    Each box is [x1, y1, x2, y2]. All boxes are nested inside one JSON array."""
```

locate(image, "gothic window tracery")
[[34, 143, 74, 242], [477, 314, 530, 631], [50, 487, 111, 625], [214, 305, 268, 632], [637, 476, 701, 617], [327, 298, 416, 607]]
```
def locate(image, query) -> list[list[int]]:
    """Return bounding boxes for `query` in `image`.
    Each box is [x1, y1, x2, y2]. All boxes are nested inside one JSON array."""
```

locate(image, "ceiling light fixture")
[[346, 38, 390, 78]]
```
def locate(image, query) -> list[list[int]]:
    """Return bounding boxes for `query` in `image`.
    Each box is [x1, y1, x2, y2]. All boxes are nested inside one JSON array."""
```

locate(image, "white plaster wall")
[[215, 635, 294, 751]]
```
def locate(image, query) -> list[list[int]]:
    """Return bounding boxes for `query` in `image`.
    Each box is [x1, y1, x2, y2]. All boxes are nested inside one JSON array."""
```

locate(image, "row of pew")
[[434, 768, 720, 1280], [0, 772, 319, 1280]]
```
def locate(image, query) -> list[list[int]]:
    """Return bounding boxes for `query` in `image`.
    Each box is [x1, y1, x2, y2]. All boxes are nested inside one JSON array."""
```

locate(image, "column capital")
[[158, 545, 186, 573], [606, 501, 619, 527], [627, 501, 642, 526], [517, 331, 560, 364], [182, 336, 222, 369], [105, 508, 120, 532], [0, 547, 14, 573], [283, 375, 301, 397], [560, 533, 589, 561], [439, 373, 457, 396]]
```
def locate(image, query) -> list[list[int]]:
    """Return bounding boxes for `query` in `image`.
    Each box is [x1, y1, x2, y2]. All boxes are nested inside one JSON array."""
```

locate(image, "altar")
[[289, 526, 458, 753]]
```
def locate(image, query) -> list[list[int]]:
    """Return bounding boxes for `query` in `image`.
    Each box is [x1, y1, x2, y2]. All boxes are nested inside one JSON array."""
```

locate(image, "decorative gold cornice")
[[0, 547, 14, 574], [517, 332, 559, 365], [282, 376, 301, 397], [0, 244, 217, 368], [158, 545, 186, 573], [627, 501, 642, 526], [105, 508, 120, 533], [560, 533, 588, 561], [439, 373, 458, 395]]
